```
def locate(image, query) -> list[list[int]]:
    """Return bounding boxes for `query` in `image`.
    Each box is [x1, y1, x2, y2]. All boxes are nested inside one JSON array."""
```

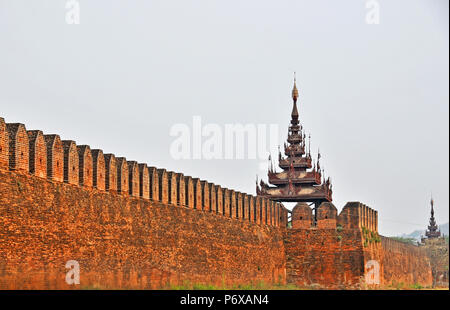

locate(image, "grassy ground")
[[80, 281, 448, 290]]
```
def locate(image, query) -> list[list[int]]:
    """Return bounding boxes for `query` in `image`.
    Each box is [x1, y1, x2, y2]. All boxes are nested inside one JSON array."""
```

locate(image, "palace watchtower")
[[257, 77, 332, 223]]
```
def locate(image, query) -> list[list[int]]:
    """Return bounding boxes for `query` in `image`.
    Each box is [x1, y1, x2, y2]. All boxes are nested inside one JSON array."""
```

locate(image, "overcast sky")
[[0, 0, 448, 236]]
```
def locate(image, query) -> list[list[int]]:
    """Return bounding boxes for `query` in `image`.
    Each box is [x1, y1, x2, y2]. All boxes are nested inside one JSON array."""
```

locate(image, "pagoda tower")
[[257, 77, 332, 220], [425, 196, 441, 239]]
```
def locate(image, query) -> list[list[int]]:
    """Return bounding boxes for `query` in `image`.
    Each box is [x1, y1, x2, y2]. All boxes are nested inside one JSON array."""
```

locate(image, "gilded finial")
[[292, 72, 299, 102]]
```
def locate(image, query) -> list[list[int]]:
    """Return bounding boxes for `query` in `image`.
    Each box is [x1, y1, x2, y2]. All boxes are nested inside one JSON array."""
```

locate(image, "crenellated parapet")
[[0, 118, 9, 169], [92, 149, 106, 191], [167, 171, 178, 205], [7, 123, 29, 173], [62, 140, 79, 185], [44, 134, 64, 182], [290, 201, 378, 232], [104, 154, 117, 192], [77, 145, 93, 188], [138, 163, 149, 199], [338, 201, 378, 232], [0, 116, 288, 228], [27, 130, 47, 179]]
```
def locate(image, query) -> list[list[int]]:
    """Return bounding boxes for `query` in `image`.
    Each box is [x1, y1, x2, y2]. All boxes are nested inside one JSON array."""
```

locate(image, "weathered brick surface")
[[284, 228, 365, 289], [209, 183, 216, 212], [127, 161, 139, 198], [157, 169, 168, 204], [104, 154, 117, 192], [201, 181, 210, 211], [317, 202, 337, 229], [116, 158, 129, 195], [255, 197, 262, 225], [62, 140, 78, 185], [230, 190, 236, 218], [138, 164, 149, 199], [0, 118, 8, 169], [148, 167, 159, 201], [176, 173, 185, 206], [44, 135, 64, 182], [216, 185, 223, 214], [376, 237, 432, 286], [167, 172, 177, 205], [193, 178, 202, 210], [337, 202, 378, 232], [243, 194, 250, 221], [0, 118, 433, 290], [7, 123, 29, 173], [91, 149, 105, 191], [77, 145, 93, 188], [285, 228, 433, 289], [236, 192, 242, 220], [249, 196, 255, 223], [274, 202, 278, 226], [185, 176, 194, 209], [0, 170, 286, 289], [291, 203, 312, 229], [223, 189, 230, 217], [27, 130, 47, 178]]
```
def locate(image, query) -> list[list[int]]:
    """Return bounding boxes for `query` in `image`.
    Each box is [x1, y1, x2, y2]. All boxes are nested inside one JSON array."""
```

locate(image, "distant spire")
[[291, 73, 299, 124], [292, 72, 299, 103], [430, 194, 435, 218], [425, 193, 441, 239]]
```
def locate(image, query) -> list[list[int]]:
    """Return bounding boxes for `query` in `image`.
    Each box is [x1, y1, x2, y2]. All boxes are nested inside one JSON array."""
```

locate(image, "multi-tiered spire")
[[257, 77, 332, 205], [425, 196, 441, 239]]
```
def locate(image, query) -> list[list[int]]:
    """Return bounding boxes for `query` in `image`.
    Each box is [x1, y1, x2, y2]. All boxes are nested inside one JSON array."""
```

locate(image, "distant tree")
[[390, 237, 417, 245]]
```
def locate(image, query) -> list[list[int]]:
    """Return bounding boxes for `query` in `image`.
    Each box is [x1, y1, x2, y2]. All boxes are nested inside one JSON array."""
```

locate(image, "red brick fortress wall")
[[383, 238, 433, 286], [284, 228, 365, 289], [0, 169, 286, 289], [0, 116, 434, 289], [285, 201, 433, 289]]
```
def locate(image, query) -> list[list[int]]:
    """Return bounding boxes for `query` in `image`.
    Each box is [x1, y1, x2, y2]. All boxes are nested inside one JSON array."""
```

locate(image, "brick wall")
[[148, 167, 159, 201], [27, 130, 47, 178], [127, 161, 139, 198], [0, 116, 432, 290], [77, 145, 93, 188], [158, 169, 168, 204], [138, 163, 149, 199], [284, 228, 365, 289], [104, 154, 117, 192], [62, 140, 78, 185], [92, 149, 105, 191], [0, 118, 8, 169], [0, 169, 286, 289], [378, 237, 432, 286], [168, 172, 177, 205], [185, 176, 194, 209], [193, 178, 202, 210], [176, 173, 185, 206], [116, 158, 129, 195], [44, 135, 64, 182], [7, 123, 29, 172]]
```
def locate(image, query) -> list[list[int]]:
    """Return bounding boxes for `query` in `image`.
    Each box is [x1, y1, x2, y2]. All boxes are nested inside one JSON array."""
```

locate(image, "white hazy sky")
[[0, 0, 448, 236]]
